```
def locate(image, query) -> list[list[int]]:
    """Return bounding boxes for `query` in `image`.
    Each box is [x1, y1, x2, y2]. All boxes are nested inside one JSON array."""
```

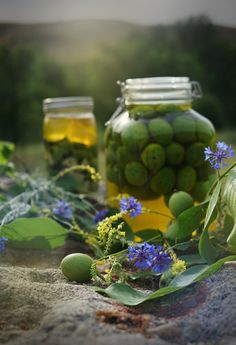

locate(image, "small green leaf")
[[177, 202, 208, 240], [199, 227, 217, 264], [1, 217, 68, 249], [95, 255, 236, 306], [179, 254, 207, 266], [204, 181, 222, 230], [0, 141, 15, 164]]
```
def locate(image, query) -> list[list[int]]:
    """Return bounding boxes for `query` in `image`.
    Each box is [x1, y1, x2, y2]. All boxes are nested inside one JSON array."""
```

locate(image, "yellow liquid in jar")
[[43, 115, 97, 146], [107, 181, 172, 232]]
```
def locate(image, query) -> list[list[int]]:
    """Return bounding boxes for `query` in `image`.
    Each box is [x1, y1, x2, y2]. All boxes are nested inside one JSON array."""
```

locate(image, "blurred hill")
[[0, 16, 235, 143]]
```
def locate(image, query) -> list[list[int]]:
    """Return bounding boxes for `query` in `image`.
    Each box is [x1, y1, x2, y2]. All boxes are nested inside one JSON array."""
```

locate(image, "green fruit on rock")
[[60, 253, 94, 283], [168, 191, 194, 217], [124, 161, 148, 186], [148, 118, 173, 146], [177, 166, 197, 192], [141, 143, 166, 172], [186, 142, 206, 167], [150, 167, 175, 195], [166, 142, 185, 165], [172, 115, 196, 143], [196, 120, 215, 144], [121, 121, 149, 152]]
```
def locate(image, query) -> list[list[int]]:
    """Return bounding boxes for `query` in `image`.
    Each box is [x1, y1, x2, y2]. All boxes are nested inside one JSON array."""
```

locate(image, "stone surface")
[[0, 255, 236, 345]]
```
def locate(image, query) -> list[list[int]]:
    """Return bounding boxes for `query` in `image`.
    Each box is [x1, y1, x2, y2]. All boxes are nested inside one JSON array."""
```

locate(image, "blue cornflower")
[[94, 209, 109, 223], [127, 242, 172, 273], [0, 237, 8, 252], [151, 245, 172, 273], [120, 196, 142, 218], [204, 141, 234, 170], [53, 200, 72, 220], [127, 242, 156, 270]]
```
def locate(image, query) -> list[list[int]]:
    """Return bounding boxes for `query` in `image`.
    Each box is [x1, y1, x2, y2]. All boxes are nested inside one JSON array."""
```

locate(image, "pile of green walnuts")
[[105, 109, 215, 202]]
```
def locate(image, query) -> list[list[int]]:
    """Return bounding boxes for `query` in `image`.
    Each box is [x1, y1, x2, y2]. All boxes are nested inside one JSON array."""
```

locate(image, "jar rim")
[[43, 97, 94, 112]]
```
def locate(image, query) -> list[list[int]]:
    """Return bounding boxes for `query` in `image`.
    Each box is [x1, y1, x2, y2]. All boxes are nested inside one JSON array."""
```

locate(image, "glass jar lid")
[[119, 77, 202, 106], [43, 97, 94, 112]]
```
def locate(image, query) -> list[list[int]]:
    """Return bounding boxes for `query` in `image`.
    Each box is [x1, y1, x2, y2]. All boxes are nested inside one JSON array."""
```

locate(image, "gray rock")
[[0, 261, 236, 345]]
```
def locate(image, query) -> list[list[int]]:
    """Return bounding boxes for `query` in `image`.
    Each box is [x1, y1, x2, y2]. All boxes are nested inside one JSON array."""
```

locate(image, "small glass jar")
[[43, 97, 98, 193], [105, 77, 216, 231]]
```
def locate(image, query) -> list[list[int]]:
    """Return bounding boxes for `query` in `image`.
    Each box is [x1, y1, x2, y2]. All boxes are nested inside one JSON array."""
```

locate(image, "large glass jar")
[[43, 97, 98, 193], [105, 77, 216, 231]]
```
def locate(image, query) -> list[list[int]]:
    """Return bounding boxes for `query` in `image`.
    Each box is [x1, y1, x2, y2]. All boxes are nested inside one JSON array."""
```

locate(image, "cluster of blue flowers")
[[120, 196, 142, 218], [127, 242, 172, 273], [204, 141, 234, 170], [53, 200, 72, 220], [0, 237, 8, 252]]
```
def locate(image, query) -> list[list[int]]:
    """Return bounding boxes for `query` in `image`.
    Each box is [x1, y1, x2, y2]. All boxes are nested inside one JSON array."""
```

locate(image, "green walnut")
[[168, 191, 194, 217], [196, 120, 215, 144], [106, 164, 119, 184], [116, 146, 134, 166], [141, 143, 166, 172], [166, 142, 185, 165], [172, 115, 196, 143], [150, 167, 175, 195], [186, 142, 206, 167], [60, 253, 94, 283], [148, 118, 173, 146], [121, 121, 149, 152], [106, 143, 117, 164], [192, 181, 209, 202], [197, 163, 212, 181], [124, 161, 148, 187], [176, 166, 197, 192]]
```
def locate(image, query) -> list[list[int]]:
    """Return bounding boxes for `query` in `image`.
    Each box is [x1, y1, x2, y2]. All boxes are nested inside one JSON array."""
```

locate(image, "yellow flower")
[[172, 259, 186, 276]]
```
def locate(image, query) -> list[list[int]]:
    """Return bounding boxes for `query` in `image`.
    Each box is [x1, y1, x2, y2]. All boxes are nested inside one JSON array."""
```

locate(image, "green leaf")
[[177, 202, 209, 240], [223, 169, 236, 251], [134, 229, 163, 242], [179, 254, 207, 266], [1, 217, 68, 249], [0, 141, 15, 164], [95, 255, 236, 306], [199, 227, 217, 264], [204, 181, 222, 230]]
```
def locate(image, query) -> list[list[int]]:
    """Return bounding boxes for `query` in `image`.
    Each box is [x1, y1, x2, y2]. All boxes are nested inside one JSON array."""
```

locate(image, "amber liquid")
[[107, 181, 172, 232], [43, 114, 97, 146]]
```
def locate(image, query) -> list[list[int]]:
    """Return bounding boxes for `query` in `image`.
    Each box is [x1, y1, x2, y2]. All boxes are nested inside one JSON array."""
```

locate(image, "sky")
[[0, 0, 235, 27]]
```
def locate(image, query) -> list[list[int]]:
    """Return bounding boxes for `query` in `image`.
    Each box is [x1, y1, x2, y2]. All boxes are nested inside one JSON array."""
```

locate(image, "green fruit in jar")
[[141, 143, 166, 172], [196, 120, 215, 144], [172, 115, 196, 143], [186, 142, 206, 167], [176, 166, 197, 192], [106, 143, 117, 164], [168, 191, 194, 217], [148, 118, 173, 146], [60, 253, 94, 283], [197, 162, 212, 181], [116, 146, 134, 166], [166, 142, 185, 165], [106, 164, 119, 183], [124, 161, 148, 187], [150, 167, 175, 195], [192, 181, 209, 202], [121, 121, 149, 152]]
